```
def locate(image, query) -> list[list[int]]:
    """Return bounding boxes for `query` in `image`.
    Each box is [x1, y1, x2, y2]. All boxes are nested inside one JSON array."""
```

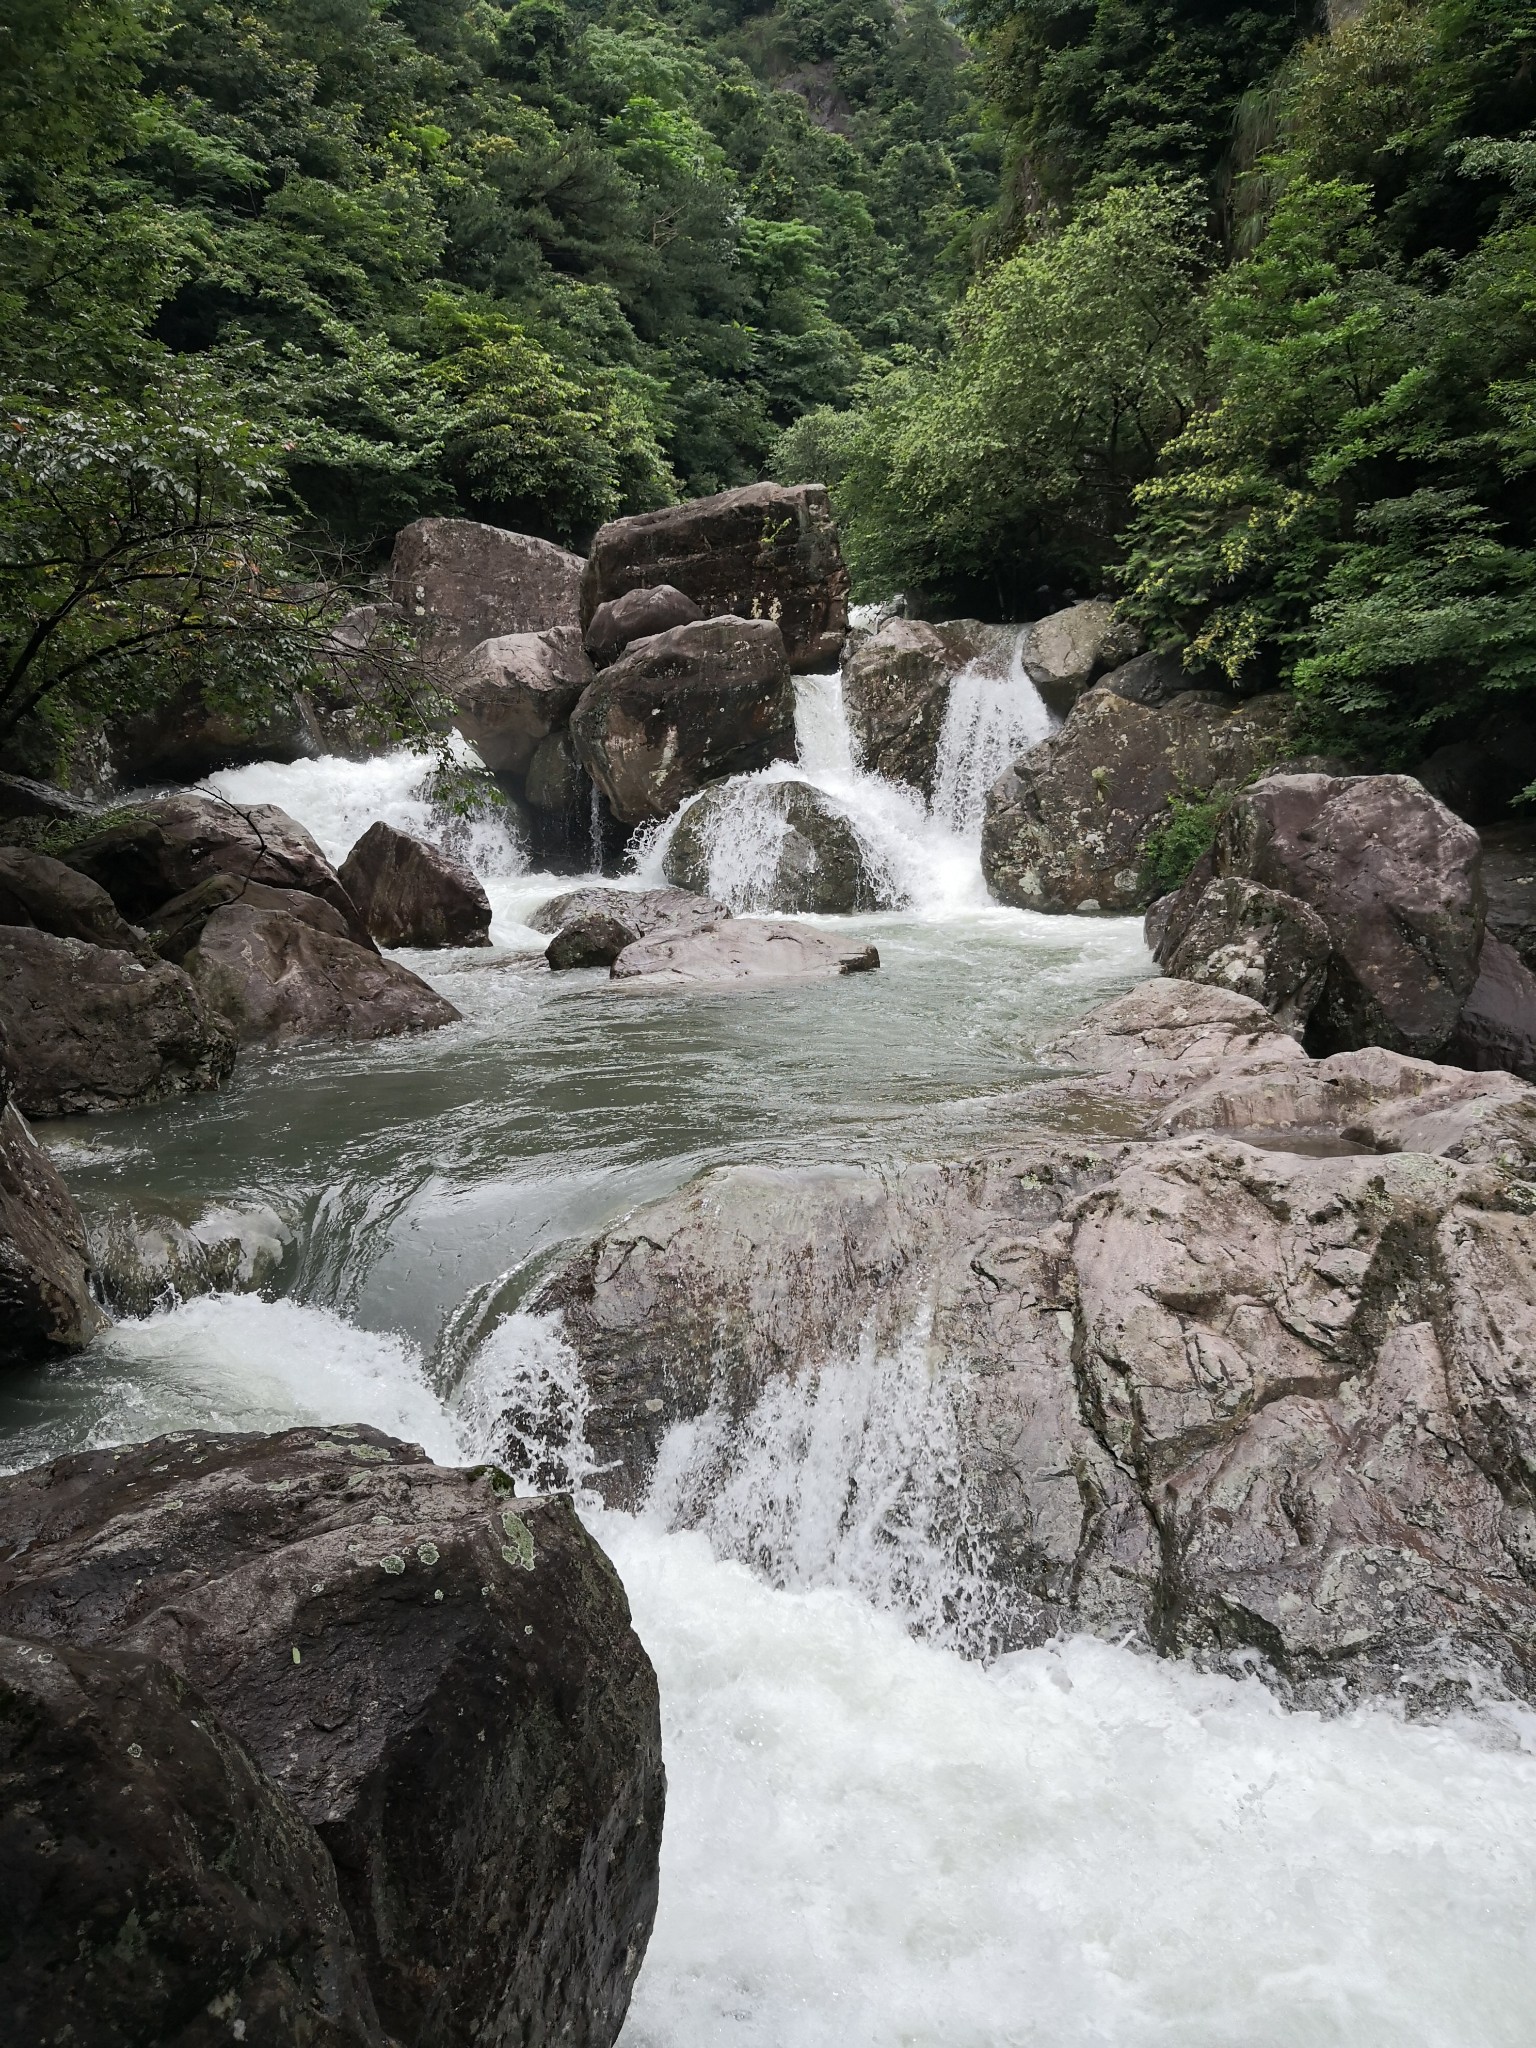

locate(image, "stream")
[[5, 652, 1536, 2045]]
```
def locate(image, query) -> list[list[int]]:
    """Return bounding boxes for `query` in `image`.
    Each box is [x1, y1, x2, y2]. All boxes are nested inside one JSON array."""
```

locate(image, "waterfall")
[[931, 628, 1056, 837]]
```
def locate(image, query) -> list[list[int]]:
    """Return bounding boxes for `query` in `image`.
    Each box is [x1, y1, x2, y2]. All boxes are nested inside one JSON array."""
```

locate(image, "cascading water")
[[931, 627, 1057, 835]]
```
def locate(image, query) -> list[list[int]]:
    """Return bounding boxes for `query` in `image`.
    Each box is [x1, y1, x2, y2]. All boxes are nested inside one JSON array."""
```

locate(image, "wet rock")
[[109, 685, 322, 786], [841, 619, 960, 795], [584, 585, 702, 667], [0, 928, 235, 1117], [390, 518, 585, 662], [453, 626, 592, 780], [85, 1201, 290, 1318], [1097, 650, 1209, 708], [662, 778, 890, 914], [1449, 935, 1536, 1083], [1159, 877, 1331, 1035], [188, 906, 460, 1045], [0, 1633, 384, 2048], [570, 617, 795, 825], [1019, 600, 1143, 711], [59, 793, 371, 946], [581, 483, 848, 673], [0, 770, 95, 825], [0, 1427, 665, 2048], [145, 872, 359, 963], [524, 729, 588, 819], [338, 823, 491, 950], [1481, 820, 1536, 972], [1218, 773, 1484, 1059], [0, 1034, 104, 1358], [536, 887, 730, 970], [0, 845, 146, 954], [981, 689, 1293, 913], [610, 919, 879, 988]]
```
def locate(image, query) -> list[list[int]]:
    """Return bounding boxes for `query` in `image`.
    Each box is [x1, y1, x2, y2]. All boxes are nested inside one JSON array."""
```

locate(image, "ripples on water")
[[7, 676, 1536, 2045]]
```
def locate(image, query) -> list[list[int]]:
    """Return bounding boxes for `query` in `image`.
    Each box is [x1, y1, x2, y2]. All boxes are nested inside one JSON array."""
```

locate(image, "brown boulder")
[[0, 1034, 104, 1358], [584, 585, 702, 667], [338, 823, 491, 949], [581, 483, 848, 673], [389, 518, 584, 662], [0, 845, 145, 954], [145, 872, 360, 963], [1159, 877, 1332, 1035], [188, 906, 461, 1045], [569, 616, 795, 825], [453, 625, 592, 780], [1450, 934, 1536, 1082], [0, 1427, 664, 2048], [0, 928, 235, 1117]]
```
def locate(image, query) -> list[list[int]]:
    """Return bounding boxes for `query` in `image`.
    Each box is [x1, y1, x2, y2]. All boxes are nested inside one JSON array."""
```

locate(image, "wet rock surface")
[[1450, 934, 1536, 1082], [584, 584, 701, 666], [1481, 819, 1536, 972], [85, 1200, 289, 1318], [0, 1632, 384, 2048], [453, 625, 593, 781], [0, 928, 235, 1117], [662, 778, 889, 914], [390, 518, 585, 661], [0, 1037, 104, 1359], [0, 1426, 665, 2048], [338, 822, 492, 950], [609, 918, 880, 988], [188, 906, 461, 1045], [581, 483, 848, 673]]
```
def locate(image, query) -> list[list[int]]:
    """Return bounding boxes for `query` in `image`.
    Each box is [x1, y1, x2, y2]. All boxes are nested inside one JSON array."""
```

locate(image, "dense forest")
[[2, 0, 1534, 772]]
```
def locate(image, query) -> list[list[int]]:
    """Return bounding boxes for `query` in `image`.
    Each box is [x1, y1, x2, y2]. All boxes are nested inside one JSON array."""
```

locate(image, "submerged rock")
[[533, 886, 731, 970], [0, 1427, 664, 2048], [188, 906, 461, 1045], [609, 919, 879, 988], [338, 822, 492, 950], [390, 517, 585, 661], [662, 778, 891, 914], [0, 1034, 104, 1359], [0, 1633, 384, 2048], [85, 1200, 290, 1318]]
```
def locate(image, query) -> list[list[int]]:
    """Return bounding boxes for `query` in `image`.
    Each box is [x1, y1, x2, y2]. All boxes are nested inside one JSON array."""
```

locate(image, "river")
[[4, 654, 1535, 2045]]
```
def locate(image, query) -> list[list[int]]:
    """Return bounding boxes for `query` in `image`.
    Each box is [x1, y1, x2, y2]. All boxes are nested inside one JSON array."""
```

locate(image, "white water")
[[931, 628, 1058, 835]]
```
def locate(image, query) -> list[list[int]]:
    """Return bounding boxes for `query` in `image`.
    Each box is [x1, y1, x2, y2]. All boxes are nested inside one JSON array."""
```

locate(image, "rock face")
[[0, 1427, 665, 2048], [662, 778, 888, 914], [0, 928, 235, 1117], [0, 1633, 384, 2048], [109, 685, 322, 787], [581, 483, 848, 673], [532, 887, 731, 969], [0, 845, 146, 954], [338, 823, 491, 950], [609, 919, 879, 988], [841, 619, 960, 795], [1450, 935, 1536, 1082], [0, 771, 94, 824], [86, 1201, 289, 1318], [188, 907, 461, 1045], [981, 688, 1292, 913], [1158, 876, 1332, 1034], [453, 626, 593, 779], [537, 979, 1536, 1704], [0, 1037, 104, 1358], [1218, 773, 1484, 1059], [145, 872, 358, 962], [585, 585, 701, 667], [1019, 600, 1143, 711], [570, 617, 795, 825], [390, 518, 585, 661]]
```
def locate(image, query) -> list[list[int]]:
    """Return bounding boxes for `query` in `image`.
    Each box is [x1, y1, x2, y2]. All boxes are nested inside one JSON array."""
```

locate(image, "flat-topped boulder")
[[453, 625, 592, 779], [531, 886, 731, 970], [662, 777, 891, 914], [188, 906, 461, 1045], [609, 918, 879, 988], [390, 518, 584, 661], [570, 616, 795, 824], [338, 822, 491, 949], [581, 483, 848, 673]]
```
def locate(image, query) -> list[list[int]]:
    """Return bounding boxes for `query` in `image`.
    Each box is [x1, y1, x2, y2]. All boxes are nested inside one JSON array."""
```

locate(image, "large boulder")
[[1018, 600, 1143, 711], [1097, 650, 1207, 708], [531, 886, 731, 970], [1450, 935, 1536, 1083], [188, 907, 461, 1045], [390, 518, 585, 662], [0, 771, 95, 826], [145, 872, 360, 963], [0, 845, 146, 954], [662, 778, 889, 914], [0, 1427, 664, 2048], [981, 688, 1293, 913], [609, 919, 879, 988], [1158, 876, 1332, 1035], [581, 483, 848, 674], [584, 585, 702, 667], [338, 823, 491, 950], [0, 929, 235, 1117], [453, 625, 592, 780], [0, 1034, 104, 1358], [109, 685, 322, 787], [840, 619, 959, 796], [0, 1633, 384, 2048], [1218, 773, 1484, 1059], [569, 617, 795, 825]]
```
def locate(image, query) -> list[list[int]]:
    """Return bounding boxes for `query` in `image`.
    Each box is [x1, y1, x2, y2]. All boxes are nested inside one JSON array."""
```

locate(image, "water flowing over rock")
[[609, 919, 879, 988], [1158, 877, 1332, 1034], [0, 1033, 104, 1358], [1018, 600, 1143, 711], [452, 625, 593, 779], [0, 1426, 665, 2048], [585, 585, 702, 666], [188, 906, 461, 1045], [0, 845, 147, 955], [662, 777, 891, 914], [981, 689, 1293, 913], [581, 484, 849, 673], [570, 616, 795, 824], [0, 1633, 385, 2048], [532, 886, 731, 969], [390, 518, 585, 661], [338, 822, 492, 949], [85, 1200, 290, 1318], [0, 928, 236, 1117]]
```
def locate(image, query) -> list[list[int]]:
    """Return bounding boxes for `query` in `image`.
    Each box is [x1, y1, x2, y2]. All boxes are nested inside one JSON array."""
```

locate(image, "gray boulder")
[[188, 906, 461, 1045], [453, 625, 592, 780], [390, 518, 585, 662], [1019, 600, 1143, 711], [0, 1634, 384, 2048], [532, 886, 731, 970], [338, 822, 491, 949], [610, 919, 879, 988], [662, 778, 889, 914], [1159, 877, 1331, 1035], [1097, 650, 1208, 708], [85, 1200, 289, 1318], [0, 929, 235, 1117], [0, 1035, 104, 1358], [0, 1427, 665, 2048], [0, 845, 146, 954], [585, 584, 702, 666], [841, 619, 959, 796], [981, 688, 1293, 913], [1450, 934, 1536, 1083], [569, 616, 795, 825], [581, 483, 848, 673]]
